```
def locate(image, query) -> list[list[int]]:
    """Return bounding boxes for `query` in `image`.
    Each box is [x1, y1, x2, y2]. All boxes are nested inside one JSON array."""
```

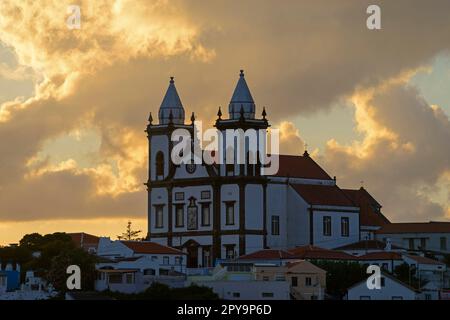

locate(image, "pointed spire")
[[229, 69, 256, 120], [191, 112, 196, 123], [262, 107, 267, 120], [217, 106, 222, 120], [148, 112, 153, 124], [159, 76, 185, 125]]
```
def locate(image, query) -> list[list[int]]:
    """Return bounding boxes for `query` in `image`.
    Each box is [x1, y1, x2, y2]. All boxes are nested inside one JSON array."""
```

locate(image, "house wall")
[[347, 276, 418, 300], [195, 280, 290, 300], [312, 208, 359, 249], [375, 232, 450, 253]]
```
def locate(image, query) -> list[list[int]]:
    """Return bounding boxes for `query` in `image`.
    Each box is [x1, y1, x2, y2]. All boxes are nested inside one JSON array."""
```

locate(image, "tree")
[[46, 248, 97, 292], [312, 260, 367, 298], [117, 221, 142, 241]]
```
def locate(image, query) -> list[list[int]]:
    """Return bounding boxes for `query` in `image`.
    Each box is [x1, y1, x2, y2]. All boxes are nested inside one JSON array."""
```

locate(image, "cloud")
[[1, 0, 450, 228], [323, 77, 450, 221]]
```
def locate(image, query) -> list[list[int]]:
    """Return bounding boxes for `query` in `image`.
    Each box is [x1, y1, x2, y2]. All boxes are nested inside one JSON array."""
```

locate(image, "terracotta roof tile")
[[335, 240, 403, 251], [288, 245, 357, 261], [292, 184, 356, 207], [405, 255, 445, 265], [358, 252, 403, 260], [121, 241, 186, 255], [68, 232, 100, 248], [239, 249, 295, 260], [274, 155, 332, 180], [376, 222, 450, 234], [342, 188, 390, 227]]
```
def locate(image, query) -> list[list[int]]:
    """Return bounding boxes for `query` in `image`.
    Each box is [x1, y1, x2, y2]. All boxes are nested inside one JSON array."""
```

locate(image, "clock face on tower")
[[186, 163, 196, 174]]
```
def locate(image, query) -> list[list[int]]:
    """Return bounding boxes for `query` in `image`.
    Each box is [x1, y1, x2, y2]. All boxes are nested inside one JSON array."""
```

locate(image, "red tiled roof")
[[68, 233, 100, 247], [239, 249, 295, 260], [291, 184, 356, 207], [121, 241, 186, 255], [274, 154, 332, 180], [358, 252, 403, 261], [376, 222, 450, 234], [405, 255, 445, 266], [288, 245, 357, 261], [342, 188, 390, 227], [335, 240, 403, 251]]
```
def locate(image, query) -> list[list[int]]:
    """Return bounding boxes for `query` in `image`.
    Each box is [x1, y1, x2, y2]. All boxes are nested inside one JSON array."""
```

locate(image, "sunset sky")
[[1, 0, 450, 245]]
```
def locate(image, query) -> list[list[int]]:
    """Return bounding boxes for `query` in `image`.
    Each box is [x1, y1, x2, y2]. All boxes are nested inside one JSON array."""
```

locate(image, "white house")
[[335, 239, 405, 257], [187, 262, 290, 300], [346, 273, 420, 300], [145, 71, 388, 267], [375, 222, 450, 254], [96, 237, 187, 273], [95, 238, 187, 293]]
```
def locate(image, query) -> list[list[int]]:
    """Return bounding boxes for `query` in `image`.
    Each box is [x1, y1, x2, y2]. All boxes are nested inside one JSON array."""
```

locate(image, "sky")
[[0, 0, 450, 245]]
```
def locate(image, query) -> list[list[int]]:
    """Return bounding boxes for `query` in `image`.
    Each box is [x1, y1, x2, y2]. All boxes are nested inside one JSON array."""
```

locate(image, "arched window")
[[156, 151, 164, 179]]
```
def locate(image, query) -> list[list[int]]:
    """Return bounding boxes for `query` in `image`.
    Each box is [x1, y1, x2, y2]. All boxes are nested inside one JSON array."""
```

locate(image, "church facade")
[[146, 71, 389, 268]]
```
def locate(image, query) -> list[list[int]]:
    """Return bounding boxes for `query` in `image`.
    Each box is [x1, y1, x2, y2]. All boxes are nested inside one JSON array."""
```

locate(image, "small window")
[[175, 205, 184, 227], [341, 217, 349, 237], [291, 277, 298, 287], [232, 292, 240, 298], [125, 273, 134, 284], [409, 239, 415, 250], [441, 237, 447, 251], [420, 238, 427, 249], [305, 277, 312, 287], [163, 256, 169, 265], [156, 151, 164, 179], [175, 257, 181, 265], [155, 205, 164, 229], [271, 216, 280, 235], [175, 192, 184, 201], [323, 216, 331, 236], [201, 203, 211, 226], [144, 269, 155, 276], [382, 263, 389, 270], [262, 292, 274, 298], [262, 276, 270, 281], [225, 246, 235, 259], [226, 203, 235, 225], [201, 191, 211, 200]]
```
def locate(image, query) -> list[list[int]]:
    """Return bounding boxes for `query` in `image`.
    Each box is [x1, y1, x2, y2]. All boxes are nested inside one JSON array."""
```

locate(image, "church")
[[145, 71, 390, 268]]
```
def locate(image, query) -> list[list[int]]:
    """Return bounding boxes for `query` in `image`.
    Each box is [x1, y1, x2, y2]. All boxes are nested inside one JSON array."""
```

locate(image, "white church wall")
[[286, 185, 310, 248], [221, 235, 240, 258], [245, 184, 264, 230], [150, 187, 169, 234], [266, 183, 288, 249], [172, 185, 214, 232], [150, 135, 169, 181], [312, 210, 360, 249], [172, 236, 213, 247], [221, 184, 239, 230], [173, 164, 210, 180], [246, 235, 264, 254]]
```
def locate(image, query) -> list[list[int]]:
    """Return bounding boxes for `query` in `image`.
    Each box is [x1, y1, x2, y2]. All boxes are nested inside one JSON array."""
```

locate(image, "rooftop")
[[376, 222, 450, 234], [291, 184, 356, 207], [121, 241, 186, 255], [274, 154, 332, 180]]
